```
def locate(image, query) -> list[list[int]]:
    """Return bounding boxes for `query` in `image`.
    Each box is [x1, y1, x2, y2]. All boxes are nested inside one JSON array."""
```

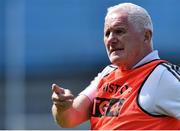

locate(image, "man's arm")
[[51, 65, 115, 128], [51, 84, 92, 128], [154, 64, 180, 119]]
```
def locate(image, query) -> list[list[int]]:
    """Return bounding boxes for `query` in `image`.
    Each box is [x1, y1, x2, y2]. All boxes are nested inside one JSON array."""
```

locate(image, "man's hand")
[[52, 84, 74, 111], [51, 83, 92, 128]]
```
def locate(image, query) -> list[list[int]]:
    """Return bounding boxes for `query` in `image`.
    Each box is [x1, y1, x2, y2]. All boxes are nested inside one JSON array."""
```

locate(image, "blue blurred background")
[[0, 0, 179, 129]]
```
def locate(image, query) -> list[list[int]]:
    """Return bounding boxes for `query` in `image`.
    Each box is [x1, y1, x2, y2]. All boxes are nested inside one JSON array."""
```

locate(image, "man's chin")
[[109, 57, 124, 65]]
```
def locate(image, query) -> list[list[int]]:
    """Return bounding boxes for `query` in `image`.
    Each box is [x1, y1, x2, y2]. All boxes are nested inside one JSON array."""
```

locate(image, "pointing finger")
[[52, 84, 65, 94]]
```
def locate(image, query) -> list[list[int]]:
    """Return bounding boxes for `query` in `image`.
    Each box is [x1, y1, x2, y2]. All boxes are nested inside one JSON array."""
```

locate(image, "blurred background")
[[0, 0, 179, 129]]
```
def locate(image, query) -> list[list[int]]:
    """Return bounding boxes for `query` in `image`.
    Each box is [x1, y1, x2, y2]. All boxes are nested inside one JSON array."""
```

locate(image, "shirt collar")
[[133, 50, 160, 68]]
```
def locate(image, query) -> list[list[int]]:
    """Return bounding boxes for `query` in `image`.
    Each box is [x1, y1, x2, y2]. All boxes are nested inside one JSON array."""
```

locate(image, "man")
[[51, 3, 180, 130]]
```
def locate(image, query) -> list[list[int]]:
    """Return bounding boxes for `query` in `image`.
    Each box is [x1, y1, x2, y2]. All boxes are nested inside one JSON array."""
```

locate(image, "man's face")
[[104, 12, 147, 69]]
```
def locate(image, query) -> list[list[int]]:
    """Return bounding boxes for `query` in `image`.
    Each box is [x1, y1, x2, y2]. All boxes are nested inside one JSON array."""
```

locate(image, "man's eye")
[[115, 29, 124, 34], [105, 31, 110, 37]]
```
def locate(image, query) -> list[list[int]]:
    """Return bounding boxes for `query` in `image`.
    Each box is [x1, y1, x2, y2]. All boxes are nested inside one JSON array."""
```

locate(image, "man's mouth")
[[110, 48, 124, 54]]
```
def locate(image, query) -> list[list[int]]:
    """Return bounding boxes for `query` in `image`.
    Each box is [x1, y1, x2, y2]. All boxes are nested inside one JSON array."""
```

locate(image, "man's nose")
[[107, 32, 118, 44]]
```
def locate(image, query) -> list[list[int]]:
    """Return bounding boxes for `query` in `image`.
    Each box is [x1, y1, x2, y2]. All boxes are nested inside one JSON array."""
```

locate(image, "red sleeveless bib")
[[90, 60, 180, 130]]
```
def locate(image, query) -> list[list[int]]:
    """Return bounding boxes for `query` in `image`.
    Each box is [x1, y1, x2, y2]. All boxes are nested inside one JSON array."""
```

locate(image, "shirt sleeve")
[[154, 66, 180, 119], [79, 65, 116, 102]]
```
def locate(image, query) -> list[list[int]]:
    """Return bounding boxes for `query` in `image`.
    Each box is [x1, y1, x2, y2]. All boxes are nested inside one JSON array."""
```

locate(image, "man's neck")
[[116, 50, 159, 71]]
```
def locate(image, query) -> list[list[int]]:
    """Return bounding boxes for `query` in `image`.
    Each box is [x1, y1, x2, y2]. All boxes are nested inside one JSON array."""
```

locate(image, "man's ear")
[[144, 29, 152, 44]]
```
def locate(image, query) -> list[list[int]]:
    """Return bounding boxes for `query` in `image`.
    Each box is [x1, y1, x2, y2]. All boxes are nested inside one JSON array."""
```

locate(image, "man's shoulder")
[[100, 64, 118, 78], [144, 61, 180, 88], [159, 62, 180, 82]]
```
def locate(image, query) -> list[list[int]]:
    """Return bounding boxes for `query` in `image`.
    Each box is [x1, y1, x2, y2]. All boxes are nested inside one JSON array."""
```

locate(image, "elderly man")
[[51, 3, 180, 130]]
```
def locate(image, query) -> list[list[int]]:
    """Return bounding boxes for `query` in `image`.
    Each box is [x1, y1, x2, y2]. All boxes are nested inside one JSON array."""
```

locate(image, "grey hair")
[[106, 3, 153, 32], [105, 3, 153, 47]]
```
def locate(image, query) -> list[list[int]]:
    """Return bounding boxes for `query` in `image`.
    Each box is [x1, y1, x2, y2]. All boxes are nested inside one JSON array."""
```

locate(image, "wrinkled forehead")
[[104, 12, 129, 30]]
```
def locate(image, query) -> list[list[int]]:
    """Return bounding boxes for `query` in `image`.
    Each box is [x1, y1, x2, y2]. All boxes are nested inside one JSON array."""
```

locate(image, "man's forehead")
[[104, 13, 128, 28]]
